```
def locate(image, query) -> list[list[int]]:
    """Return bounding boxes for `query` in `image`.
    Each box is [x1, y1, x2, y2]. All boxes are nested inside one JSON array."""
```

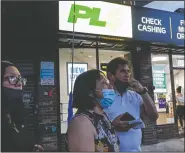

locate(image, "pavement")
[[141, 138, 184, 152]]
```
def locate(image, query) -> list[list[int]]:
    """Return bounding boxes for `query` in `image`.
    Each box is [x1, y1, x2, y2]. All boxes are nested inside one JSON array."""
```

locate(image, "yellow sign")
[[100, 63, 107, 76], [99, 36, 124, 41], [158, 94, 166, 99]]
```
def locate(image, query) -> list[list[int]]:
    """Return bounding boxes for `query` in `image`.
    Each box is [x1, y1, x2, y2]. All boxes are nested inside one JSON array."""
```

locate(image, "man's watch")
[[139, 87, 148, 95]]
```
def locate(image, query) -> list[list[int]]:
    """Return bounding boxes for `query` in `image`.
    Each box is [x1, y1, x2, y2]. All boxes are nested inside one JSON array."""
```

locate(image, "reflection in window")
[[99, 49, 133, 76], [174, 69, 184, 93], [172, 55, 184, 68]]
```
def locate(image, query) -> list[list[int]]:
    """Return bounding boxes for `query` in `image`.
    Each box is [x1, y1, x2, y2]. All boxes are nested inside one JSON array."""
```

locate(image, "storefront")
[[2, 1, 183, 151], [58, 1, 135, 134], [132, 6, 184, 139], [58, 1, 184, 145]]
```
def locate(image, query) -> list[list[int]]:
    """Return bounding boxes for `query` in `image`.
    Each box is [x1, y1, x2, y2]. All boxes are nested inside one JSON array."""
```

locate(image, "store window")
[[172, 54, 184, 128], [174, 69, 184, 94], [172, 55, 184, 68], [151, 54, 174, 125], [99, 49, 133, 76], [59, 48, 96, 133]]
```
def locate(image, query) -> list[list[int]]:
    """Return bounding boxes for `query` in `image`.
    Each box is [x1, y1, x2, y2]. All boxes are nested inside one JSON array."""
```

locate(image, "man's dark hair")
[[72, 69, 104, 110], [176, 86, 182, 93], [107, 57, 129, 76]]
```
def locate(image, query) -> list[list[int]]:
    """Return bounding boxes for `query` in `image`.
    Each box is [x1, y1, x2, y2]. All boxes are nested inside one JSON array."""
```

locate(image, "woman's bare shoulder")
[[68, 115, 96, 134]]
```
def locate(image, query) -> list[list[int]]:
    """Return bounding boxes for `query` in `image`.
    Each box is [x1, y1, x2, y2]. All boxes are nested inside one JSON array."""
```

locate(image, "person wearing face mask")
[[103, 57, 158, 152], [67, 69, 120, 152], [1, 61, 44, 152]]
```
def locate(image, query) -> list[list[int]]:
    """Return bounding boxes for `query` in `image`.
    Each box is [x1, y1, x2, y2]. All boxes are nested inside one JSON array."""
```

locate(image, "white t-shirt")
[[176, 95, 184, 104]]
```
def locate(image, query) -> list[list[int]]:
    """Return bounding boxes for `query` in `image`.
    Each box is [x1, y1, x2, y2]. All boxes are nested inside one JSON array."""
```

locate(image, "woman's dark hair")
[[1, 61, 16, 83], [1, 61, 24, 125], [176, 86, 182, 93], [107, 57, 128, 76], [72, 69, 104, 110]]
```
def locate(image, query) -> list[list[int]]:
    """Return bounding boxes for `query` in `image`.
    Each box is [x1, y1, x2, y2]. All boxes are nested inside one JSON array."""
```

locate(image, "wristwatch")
[[139, 87, 148, 95]]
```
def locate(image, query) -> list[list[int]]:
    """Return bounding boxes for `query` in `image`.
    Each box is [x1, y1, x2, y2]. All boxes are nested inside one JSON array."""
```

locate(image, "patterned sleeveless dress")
[[72, 110, 120, 152]]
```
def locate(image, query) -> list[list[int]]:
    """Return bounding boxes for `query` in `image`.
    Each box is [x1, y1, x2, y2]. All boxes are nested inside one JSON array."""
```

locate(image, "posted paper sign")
[[67, 63, 88, 94], [40, 62, 54, 85], [158, 94, 166, 108], [100, 63, 107, 76], [152, 65, 167, 93]]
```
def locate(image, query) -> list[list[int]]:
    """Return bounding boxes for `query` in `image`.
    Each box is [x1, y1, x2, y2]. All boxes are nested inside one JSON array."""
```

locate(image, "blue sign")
[[171, 13, 184, 46], [158, 97, 166, 108], [40, 62, 54, 85], [132, 7, 184, 46]]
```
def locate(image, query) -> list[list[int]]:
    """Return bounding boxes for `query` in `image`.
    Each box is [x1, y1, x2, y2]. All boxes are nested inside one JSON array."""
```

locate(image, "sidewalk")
[[141, 138, 184, 152]]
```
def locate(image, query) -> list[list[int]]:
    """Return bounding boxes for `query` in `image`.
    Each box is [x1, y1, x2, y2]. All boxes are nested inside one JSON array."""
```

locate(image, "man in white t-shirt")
[[104, 57, 158, 152]]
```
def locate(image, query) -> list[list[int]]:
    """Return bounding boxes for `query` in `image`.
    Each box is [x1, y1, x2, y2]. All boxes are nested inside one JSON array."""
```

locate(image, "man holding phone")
[[104, 57, 158, 152]]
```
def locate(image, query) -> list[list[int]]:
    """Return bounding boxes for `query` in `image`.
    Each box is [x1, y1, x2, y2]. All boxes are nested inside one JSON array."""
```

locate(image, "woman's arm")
[[67, 115, 96, 152]]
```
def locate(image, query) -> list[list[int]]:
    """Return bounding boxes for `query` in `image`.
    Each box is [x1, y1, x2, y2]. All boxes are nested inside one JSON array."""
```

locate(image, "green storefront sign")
[[152, 65, 167, 92], [68, 4, 107, 27]]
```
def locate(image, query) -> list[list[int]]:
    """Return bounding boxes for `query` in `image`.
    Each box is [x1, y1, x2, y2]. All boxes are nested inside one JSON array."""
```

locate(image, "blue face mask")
[[99, 89, 116, 109]]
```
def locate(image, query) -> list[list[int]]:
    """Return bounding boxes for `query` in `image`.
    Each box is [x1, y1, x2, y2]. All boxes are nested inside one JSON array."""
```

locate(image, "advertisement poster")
[[67, 63, 88, 94], [158, 94, 166, 108], [152, 65, 167, 93], [40, 62, 54, 85]]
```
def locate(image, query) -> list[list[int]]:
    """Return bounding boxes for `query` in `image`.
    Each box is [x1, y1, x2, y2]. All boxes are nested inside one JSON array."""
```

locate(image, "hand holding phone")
[[129, 119, 145, 129], [113, 113, 145, 131], [120, 112, 135, 121], [128, 120, 143, 125], [112, 113, 131, 132]]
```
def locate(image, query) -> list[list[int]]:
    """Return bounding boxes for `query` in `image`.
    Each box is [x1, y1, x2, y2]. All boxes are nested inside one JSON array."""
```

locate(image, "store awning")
[[58, 32, 185, 54]]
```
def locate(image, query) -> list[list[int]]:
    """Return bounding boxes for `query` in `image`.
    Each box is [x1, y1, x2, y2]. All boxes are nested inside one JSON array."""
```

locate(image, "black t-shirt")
[[2, 121, 36, 152]]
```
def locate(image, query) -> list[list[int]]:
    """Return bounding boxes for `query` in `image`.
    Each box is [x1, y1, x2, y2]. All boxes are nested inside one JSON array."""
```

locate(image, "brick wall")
[[157, 124, 179, 139], [37, 85, 58, 151]]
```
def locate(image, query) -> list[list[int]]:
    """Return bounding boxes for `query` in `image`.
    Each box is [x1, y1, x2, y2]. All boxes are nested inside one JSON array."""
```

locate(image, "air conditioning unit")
[[174, 8, 184, 14]]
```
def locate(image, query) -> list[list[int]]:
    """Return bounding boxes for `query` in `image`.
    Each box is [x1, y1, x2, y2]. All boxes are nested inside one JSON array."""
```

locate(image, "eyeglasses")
[[4, 76, 27, 86]]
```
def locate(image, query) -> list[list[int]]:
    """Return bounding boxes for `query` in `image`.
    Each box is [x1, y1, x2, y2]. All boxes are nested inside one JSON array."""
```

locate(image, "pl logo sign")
[[68, 4, 107, 27]]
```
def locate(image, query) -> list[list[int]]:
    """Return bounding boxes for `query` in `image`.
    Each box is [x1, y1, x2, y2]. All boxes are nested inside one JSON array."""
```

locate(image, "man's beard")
[[114, 78, 129, 93]]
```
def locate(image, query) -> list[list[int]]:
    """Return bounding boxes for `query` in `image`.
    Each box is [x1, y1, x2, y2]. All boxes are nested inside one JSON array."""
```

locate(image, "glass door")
[[151, 54, 174, 125], [172, 54, 184, 130]]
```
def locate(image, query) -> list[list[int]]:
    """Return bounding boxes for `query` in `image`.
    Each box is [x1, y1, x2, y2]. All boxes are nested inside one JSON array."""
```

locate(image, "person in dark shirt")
[[1, 61, 44, 152]]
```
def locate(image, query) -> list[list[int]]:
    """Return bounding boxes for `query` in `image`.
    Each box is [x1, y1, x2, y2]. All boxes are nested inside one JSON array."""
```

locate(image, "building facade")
[[2, 1, 184, 151]]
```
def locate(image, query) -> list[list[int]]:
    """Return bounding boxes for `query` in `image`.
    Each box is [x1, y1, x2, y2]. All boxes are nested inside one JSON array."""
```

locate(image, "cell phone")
[[120, 112, 135, 121], [128, 120, 143, 125]]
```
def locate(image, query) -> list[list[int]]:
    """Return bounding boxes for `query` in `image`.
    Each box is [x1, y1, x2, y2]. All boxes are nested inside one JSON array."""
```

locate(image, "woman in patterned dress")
[[67, 69, 120, 152]]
